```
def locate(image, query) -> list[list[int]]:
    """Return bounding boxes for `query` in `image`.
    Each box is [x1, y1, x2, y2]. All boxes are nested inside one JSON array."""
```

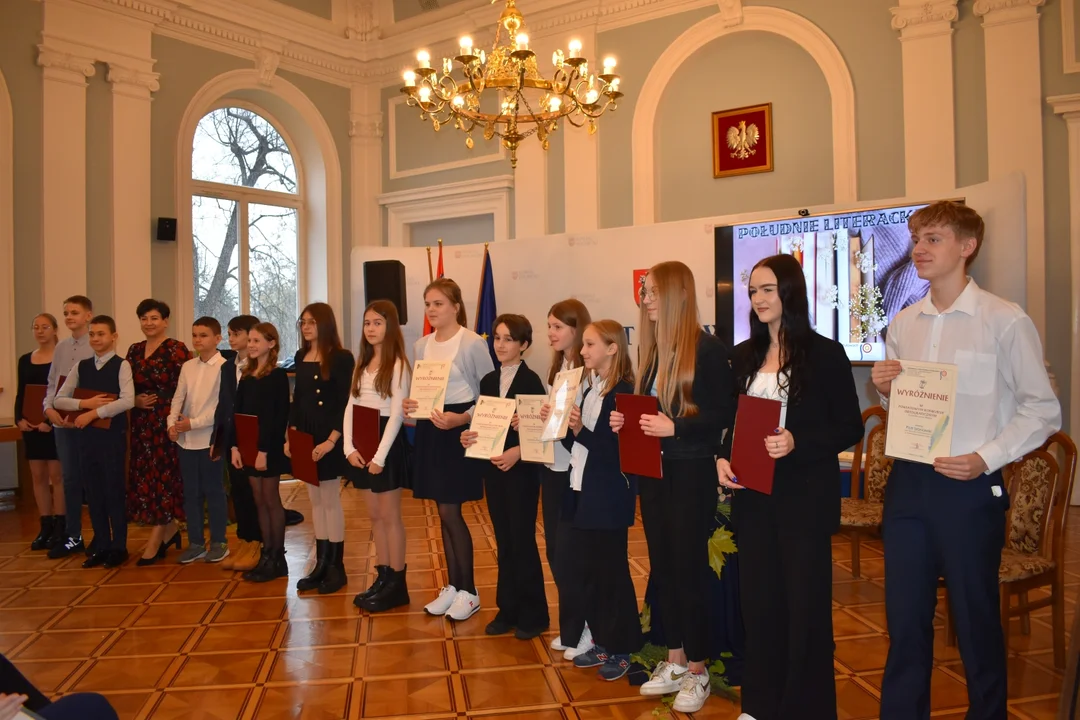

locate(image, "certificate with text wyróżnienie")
[[516, 394, 555, 464], [464, 396, 517, 460], [408, 360, 452, 420], [539, 366, 585, 442], [885, 360, 958, 464]]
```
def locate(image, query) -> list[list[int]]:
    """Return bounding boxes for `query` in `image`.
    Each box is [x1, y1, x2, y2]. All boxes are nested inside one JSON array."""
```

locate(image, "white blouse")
[[499, 362, 521, 398], [569, 375, 605, 492], [546, 357, 586, 472], [747, 372, 789, 427], [342, 359, 407, 468]]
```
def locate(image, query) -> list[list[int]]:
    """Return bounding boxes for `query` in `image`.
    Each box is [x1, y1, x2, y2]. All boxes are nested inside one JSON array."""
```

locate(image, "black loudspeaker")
[[363, 259, 408, 324], [156, 217, 177, 242]]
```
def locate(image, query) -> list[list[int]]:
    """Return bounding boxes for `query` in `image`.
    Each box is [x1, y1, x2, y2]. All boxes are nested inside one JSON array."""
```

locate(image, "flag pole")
[[476, 243, 489, 325], [426, 246, 433, 283]]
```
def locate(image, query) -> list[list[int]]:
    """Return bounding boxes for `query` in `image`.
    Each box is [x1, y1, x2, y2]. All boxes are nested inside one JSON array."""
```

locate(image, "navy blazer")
[[561, 378, 637, 530], [478, 360, 546, 452], [211, 349, 240, 454]]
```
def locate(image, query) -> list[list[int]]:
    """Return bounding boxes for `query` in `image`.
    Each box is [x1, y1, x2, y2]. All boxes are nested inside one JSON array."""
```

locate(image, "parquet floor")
[[0, 483, 1074, 719]]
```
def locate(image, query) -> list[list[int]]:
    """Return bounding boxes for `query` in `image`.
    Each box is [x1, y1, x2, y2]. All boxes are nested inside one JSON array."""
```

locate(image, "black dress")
[[234, 367, 292, 477], [289, 349, 355, 481], [14, 352, 57, 461]]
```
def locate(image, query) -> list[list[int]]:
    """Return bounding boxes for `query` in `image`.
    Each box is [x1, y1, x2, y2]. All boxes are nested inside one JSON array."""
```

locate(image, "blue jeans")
[[53, 428, 83, 539], [178, 448, 227, 546]]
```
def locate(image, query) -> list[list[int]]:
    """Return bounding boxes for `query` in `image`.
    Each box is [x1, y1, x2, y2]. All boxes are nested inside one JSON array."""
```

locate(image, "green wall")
[[271, 0, 333, 19]]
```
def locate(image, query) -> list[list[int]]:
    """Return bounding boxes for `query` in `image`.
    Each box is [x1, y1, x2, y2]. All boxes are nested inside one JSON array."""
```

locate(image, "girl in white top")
[[344, 300, 411, 613], [402, 278, 495, 621]]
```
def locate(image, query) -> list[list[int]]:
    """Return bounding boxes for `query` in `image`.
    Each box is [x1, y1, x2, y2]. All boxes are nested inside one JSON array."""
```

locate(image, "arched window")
[[191, 105, 301, 359]]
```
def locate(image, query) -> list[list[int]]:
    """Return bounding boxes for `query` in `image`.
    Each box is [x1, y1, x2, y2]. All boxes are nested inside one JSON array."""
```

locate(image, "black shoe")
[[103, 549, 129, 569], [157, 531, 182, 559], [31, 516, 54, 551], [486, 617, 516, 636], [360, 565, 410, 613], [136, 554, 160, 567], [317, 542, 346, 595], [272, 549, 289, 579], [296, 539, 329, 592], [48, 536, 84, 559], [284, 509, 304, 526], [82, 551, 109, 569], [85, 536, 100, 557], [48, 516, 66, 549], [353, 565, 389, 607], [242, 549, 275, 583], [514, 625, 549, 641]]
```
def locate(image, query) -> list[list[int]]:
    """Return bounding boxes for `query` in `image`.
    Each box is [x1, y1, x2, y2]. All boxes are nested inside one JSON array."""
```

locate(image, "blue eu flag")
[[475, 247, 498, 367]]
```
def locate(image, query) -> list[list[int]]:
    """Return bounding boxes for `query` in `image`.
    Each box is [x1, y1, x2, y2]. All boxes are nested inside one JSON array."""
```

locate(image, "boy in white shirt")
[[169, 317, 228, 564]]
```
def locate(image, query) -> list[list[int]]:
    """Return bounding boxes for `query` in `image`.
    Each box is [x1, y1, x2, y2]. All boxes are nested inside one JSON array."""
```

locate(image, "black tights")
[[251, 476, 285, 551], [438, 502, 475, 594]]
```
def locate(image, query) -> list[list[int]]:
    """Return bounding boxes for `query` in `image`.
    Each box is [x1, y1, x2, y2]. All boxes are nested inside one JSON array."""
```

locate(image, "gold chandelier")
[[400, 0, 623, 168]]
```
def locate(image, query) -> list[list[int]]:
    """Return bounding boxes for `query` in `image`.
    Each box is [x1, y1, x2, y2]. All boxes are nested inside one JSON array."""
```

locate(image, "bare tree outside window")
[[191, 107, 300, 360]]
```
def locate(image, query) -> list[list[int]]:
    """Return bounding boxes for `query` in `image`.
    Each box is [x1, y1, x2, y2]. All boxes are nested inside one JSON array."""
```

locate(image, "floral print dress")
[[126, 337, 192, 525]]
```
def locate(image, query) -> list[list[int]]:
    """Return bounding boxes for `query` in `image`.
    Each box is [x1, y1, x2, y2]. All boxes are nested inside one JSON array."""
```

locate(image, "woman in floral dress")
[[126, 299, 192, 565]]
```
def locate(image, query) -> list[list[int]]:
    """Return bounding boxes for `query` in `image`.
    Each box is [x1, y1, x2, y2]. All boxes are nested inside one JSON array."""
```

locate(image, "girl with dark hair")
[[403, 278, 494, 621], [345, 300, 412, 612], [288, 302, 355, 595], [611, 261, 734, 712], [461, 314, 548, 639], [15, 313, 63, 551], [126, 298, 192, 566], [716, 254, 863, 720], [232, 322, 291, 583]]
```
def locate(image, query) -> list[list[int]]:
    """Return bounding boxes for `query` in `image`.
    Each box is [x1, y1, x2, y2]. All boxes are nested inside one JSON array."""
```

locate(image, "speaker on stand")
[[363, 260, 408, 325]]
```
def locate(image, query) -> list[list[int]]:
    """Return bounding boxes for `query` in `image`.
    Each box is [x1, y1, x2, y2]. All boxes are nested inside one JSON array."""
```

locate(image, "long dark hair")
[[298, 302, 344, 378], [735, 254, 813, 404], [547, 298, 590, 385], [353, 300, 408, 399]]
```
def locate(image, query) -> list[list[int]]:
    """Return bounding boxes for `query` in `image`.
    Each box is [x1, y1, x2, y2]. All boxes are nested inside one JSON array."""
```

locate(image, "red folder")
[[729, 394, 783, 495], [286, 428, 320, 486], [352, 405, 381, 463], [234, 413, 260, 467], [615, 394, 663, 479], [58, 389, 117, 429], [21, 385, 47, 426]]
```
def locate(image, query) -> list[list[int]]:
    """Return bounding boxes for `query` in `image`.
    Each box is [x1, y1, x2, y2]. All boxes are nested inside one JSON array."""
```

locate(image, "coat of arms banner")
[[711, 102, 774, 179]]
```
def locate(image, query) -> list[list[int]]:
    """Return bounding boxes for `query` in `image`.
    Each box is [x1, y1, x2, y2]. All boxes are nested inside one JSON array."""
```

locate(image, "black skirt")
[[349, 416, 411, 493], [22, 428, 58, 461], [411, 401, 483, 504]]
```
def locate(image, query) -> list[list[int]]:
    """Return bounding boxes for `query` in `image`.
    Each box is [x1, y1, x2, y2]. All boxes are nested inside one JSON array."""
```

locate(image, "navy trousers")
[[880, 460, 1009, 720], [54, 428, 83, 539], [485, 465, 549, 631], [79, 430, 127, 552]]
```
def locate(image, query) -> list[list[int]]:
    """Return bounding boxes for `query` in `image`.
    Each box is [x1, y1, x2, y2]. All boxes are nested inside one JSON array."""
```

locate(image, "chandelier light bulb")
[[417, 50, 431, 68], [585, 88, 599, 104], [453, 95, 465, 107], [419, 86, 432, 103], [603, 56, 616, 71], [515, 33, 529, 51], [549, 96, 562, 112], [459, 36, 473, 55], [479, 49, 486, 64], [568, 39, 582, 58], [403, 70, 416, 87]]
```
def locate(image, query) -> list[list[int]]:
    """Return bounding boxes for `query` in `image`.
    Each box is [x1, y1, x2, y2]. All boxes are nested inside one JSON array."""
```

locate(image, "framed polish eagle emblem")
[[711, 102, 773, 179]]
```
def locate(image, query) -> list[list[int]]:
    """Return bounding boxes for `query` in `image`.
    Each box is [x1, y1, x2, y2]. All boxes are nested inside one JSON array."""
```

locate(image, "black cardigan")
[[288, 348, 355, 443], [729, 333, 865, 532], [639, 330, 735, 459], [561, 378, 637, 530], [477, 360, 546, 452]]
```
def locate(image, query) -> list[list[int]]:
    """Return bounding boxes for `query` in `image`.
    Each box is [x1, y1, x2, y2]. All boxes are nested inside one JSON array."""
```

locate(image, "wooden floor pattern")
[[0, 483, 1074, 719]]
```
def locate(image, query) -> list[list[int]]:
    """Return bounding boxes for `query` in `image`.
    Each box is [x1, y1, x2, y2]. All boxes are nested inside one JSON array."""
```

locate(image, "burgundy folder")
[[352, 405, 381, 463], [286, 428, 320, 486], [729, 394, 783, 495], [234, 413, 260, 467], [21, 384, 47, 426], [58, 388, 117, 429], [615, 394, 663, 479]]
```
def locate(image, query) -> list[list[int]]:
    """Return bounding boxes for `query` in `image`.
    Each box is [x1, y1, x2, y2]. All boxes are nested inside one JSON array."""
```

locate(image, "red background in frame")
[[712, 106, 772, 177]]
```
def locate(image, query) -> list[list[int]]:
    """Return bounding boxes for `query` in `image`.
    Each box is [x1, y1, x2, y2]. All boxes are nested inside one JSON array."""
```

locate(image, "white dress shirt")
[[747, 372, 789, 427], [44, 332, 94, 411], [569, 375, 606, 492], [882, 278, 1061, 473], [54, 351, 136, 419], [169, 352, 226, 450], [546, 358, 586, 473], [499, 362, 521, 398], [343, 360, 407, 467]]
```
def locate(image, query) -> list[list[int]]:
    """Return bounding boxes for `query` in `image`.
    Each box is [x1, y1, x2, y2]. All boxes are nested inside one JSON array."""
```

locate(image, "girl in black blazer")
[[716, 255, 864, 720], [231, 322, 292, 583], [549, 319, 642, 683], [611, 261, 734, 712], [461, 314, 549, 639]]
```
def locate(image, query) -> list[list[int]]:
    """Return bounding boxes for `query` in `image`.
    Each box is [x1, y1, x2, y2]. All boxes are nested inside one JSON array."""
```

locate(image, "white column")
[[563, 27, 599, 234], [37, 45, 94, 316], [350, 83, 383, 246], [974, 0, 1046, 338], [890, 0, 958, 196], [107, 64, 158, 345], [1048, 94, 1080, 484]]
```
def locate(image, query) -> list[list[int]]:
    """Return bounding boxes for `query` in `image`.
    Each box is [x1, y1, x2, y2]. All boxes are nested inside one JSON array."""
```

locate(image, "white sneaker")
[[736, 715, 758, 720], [640, 660, 689, 696], [672, 671, 711, 713], [562, 624, 594, 660], [550, 635, 569, 651], [424, 585, 458, 615], [445, 589, 481, 621]]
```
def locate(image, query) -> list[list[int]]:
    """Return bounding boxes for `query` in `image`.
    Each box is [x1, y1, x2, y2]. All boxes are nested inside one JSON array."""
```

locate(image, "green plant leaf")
[[639, 601, 652, 634], [708, 527, 738, 579]]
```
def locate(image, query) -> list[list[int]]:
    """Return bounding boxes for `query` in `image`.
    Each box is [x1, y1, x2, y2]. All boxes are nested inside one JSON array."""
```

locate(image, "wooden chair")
[[945, 432, 1078, 669], [839, 406, 891, 578]]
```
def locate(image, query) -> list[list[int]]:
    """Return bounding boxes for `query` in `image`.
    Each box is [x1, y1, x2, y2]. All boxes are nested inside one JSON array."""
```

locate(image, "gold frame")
[[711, 102, 774, 179]]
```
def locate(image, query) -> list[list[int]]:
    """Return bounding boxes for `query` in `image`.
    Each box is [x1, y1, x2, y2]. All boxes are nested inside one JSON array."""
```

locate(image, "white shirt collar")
[[198, 351, 225, 367], [918, 277, 980, 318], [94, 350, 116, 368]]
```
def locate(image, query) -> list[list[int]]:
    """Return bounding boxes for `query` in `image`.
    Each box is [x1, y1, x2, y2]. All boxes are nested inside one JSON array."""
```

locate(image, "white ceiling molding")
[[72, 0, 735, 87], [378, 175, 513, 246]]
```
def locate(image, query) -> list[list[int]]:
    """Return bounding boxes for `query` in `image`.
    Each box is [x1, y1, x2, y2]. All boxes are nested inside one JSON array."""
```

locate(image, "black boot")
[[272, 548, 289, 579], [296, 539, 329, 591], [360, 565, 410, 613], [353, 565, 389, 608], [317, 542, 346, 595], [48, 516, 66, 549], [30, 516, 53, 551], [242, 548, 275, 583]]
